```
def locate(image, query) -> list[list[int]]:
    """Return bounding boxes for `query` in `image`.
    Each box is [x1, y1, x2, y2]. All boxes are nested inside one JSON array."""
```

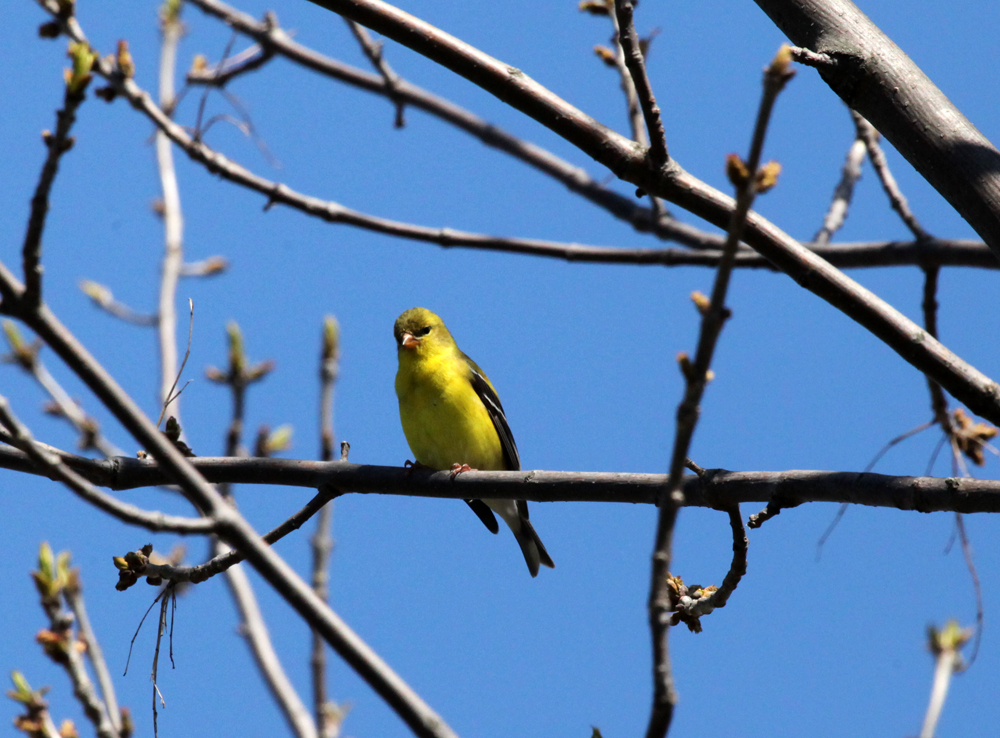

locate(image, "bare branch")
[[2, 320, 124, 456], [670, 505, 748, 623], [221, 547, 319, 738], [344, 19, 406, 127], [852, 111, 931, 241], [80, 280, 159, 327], [921, 266, 951, 427], [0, 398, 213, 534], [754, 0, 1000, 256], [613, 0, 667, 165], [64, 574, 123, 735], [3, 444, 1000, 513], [156, 4, 186, 430], [313, 316, 340, 736], [23, 50, 91, 307], [813, 116, 867, 246], [32, 544, 119, 738], [188, 41, 274, 87], [185, 0, 709, 250], [647, 47, 793, 738]]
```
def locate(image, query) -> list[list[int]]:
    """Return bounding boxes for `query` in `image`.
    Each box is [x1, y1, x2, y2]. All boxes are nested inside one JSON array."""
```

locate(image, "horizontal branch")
[[2, 447, 998, 513]]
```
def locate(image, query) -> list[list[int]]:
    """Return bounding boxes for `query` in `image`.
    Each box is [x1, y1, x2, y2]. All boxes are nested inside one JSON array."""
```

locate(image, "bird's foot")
[[449, 463, 474, 479]]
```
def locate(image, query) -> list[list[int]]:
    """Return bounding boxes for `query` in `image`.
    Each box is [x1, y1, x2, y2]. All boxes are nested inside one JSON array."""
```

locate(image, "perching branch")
[[1, 444, 999, 513]]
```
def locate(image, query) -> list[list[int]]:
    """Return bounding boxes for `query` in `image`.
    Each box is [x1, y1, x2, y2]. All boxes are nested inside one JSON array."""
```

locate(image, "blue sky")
[[1, 1, 998, 737]]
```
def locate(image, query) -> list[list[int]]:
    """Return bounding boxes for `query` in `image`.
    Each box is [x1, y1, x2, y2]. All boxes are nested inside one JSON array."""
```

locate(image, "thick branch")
[[753, 0, 1000, 258]]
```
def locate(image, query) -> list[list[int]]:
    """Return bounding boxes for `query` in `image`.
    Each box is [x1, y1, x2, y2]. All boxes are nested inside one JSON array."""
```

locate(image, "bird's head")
[[394, 307, 454, 355]]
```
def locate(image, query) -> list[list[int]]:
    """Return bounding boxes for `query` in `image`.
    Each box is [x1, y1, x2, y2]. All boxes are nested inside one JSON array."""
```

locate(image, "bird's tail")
[[514, 516, 555, 578], [486, 498, 555, 577]]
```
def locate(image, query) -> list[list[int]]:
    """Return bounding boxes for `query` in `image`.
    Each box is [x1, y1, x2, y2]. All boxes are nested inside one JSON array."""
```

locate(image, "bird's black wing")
[[464, 499, 500, 534], [464, 353, 521, 472]]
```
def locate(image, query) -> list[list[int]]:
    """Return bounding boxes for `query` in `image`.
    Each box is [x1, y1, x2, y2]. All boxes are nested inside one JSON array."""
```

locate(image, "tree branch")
[[156, 3, 186, 426], [2, 445, 997, 513], [185, 0, 710, 250], [813, 115, 867, 246], [613, 0, 667, 165], [852, 111, 930, 241], [23, 55, 89, 308], [753, 0, 1000, 257]]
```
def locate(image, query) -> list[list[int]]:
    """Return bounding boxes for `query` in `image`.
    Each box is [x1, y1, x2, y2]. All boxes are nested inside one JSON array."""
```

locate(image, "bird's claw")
[[449, 463, 474, 479]]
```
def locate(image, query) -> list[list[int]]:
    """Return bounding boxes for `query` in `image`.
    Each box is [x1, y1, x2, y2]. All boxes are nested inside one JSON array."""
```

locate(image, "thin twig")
[[157, 299, 195, 428], [128, 488, 337, 585], [80, 280, 159, 327], [312, 317, 340, 736], [671, 505, 748, 623], [613, 0, 667, 166], [344, 19, 405, 127], [220, 540, 319, 738], [952, 513, 983, 669], [2, 320, 123, 456], [853, 111, 931, 241], [814, 118, 867, 246], [23, 56, 90, 307], [156, 4, 186, 428], [816, 419, 936, 554], [64, 573, 123, 735], [189, 39, 274, 87]]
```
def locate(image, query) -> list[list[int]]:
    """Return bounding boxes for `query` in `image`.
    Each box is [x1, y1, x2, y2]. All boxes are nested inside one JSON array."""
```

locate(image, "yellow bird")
[[394, 307, 554, 577]]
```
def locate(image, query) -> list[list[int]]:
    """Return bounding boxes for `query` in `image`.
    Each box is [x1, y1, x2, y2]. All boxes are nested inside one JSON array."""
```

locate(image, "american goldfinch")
[[394, 307, 554, 577]]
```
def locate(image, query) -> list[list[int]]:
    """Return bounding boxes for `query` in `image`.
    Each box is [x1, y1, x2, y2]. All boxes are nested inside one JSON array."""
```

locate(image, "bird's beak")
[[401, 332, 420, 350]]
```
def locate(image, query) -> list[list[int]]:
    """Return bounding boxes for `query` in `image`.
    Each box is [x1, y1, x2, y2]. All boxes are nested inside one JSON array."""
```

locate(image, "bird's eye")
[[415, 326, 432, 337]]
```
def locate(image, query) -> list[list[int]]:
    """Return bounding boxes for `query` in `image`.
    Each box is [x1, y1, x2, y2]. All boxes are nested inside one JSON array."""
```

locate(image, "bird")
[[393, 307, 554, 577]]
